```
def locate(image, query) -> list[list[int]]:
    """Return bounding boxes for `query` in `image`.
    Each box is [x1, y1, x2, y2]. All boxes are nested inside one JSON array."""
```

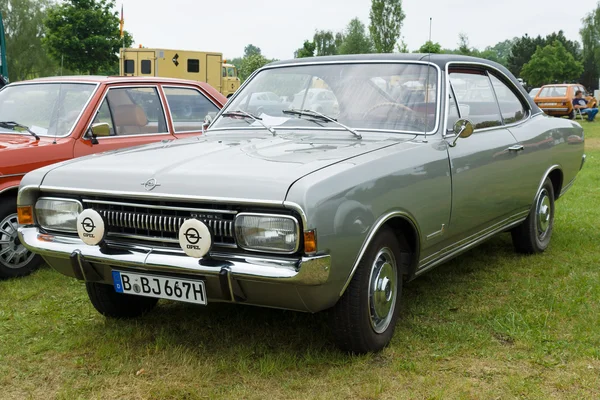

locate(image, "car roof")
[[15, 75, 213, 87]]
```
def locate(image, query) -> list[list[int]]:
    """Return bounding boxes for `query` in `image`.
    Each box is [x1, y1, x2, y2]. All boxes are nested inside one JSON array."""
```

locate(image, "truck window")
[[227, 67, 236, 77], [222, 67, 226, 78], [188, 59, 200, 73], [124, 60, 134, 74], [141, 60, 152, 75], [163, 86, 219, 133]]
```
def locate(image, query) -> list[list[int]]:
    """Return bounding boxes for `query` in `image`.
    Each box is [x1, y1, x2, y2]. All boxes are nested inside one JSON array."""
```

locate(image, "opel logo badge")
[[81, 217, 96, 233], [184, 227, 201, 245], [141, 178, 161, 191]]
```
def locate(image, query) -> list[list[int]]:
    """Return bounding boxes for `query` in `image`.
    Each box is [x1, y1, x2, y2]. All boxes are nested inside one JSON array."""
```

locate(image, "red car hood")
[[0, 133, 56, 150]]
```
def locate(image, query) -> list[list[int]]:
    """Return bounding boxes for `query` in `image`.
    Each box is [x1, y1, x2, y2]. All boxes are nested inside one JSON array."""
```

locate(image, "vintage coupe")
[[18, 55, 585, 353], [0, 76, 226, 278]]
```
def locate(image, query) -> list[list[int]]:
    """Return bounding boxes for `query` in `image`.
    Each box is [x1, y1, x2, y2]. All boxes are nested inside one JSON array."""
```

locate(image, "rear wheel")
[[568, 110, 575, 119], [0, 197, 43, 279], [331, 228, 405, 353], [511, 178, 555, 254], [86, 282, 158, 318]]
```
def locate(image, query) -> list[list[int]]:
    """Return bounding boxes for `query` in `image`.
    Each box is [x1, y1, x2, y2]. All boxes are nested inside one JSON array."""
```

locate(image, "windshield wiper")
[[221, 110, 276, 136], [0, 121, 40, 141], [282, 109, 362, 140]]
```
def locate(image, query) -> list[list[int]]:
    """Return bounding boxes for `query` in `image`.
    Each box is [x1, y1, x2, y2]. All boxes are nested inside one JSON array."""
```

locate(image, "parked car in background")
[[534, 83, 597, 119], [528, 87, 541, 98], [0, 76, 225, 278], [291, 88, 339, 116], [237, 91, 288, 115], [18, 54, 585, 353]]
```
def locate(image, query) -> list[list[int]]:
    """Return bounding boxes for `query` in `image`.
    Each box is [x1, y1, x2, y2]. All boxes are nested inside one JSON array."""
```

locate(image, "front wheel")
[[511, 178, 555, 254], [331, 228, 404, 353], [0, 198, 43, 279], [86, 282, 158, 318]]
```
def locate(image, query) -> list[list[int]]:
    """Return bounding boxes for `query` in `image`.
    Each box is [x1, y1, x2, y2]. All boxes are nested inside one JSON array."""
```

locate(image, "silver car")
[[17, 54, 585, 353]]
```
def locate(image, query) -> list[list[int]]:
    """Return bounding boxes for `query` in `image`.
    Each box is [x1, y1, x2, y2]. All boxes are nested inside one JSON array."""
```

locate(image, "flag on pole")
[[119, 5, 124, 38]]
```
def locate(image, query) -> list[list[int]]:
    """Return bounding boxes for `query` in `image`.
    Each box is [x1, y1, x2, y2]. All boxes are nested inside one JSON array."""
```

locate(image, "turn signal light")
[[304, 230, 317, 254], [17, 206, 34, 225]]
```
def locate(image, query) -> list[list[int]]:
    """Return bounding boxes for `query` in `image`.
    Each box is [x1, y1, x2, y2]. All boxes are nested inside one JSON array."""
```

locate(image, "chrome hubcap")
[[536, 189, 552, 239], [0, 213, 34, 269], [368, 248, 397, 334]]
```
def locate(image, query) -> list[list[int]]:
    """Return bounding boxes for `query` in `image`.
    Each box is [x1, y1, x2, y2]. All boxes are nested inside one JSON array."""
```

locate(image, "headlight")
[[235, 213, 299, 253], [35, 198, 82, 233]]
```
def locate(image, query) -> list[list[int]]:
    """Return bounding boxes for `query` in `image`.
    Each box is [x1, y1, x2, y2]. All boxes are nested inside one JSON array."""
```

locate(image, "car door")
[[73, 85, 174, 157], [445, 67, 524, 242], [161, 86, 221, 139]]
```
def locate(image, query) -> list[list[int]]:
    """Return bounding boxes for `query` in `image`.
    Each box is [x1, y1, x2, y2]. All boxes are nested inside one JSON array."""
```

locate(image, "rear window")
[[538, 87, 567, 98]]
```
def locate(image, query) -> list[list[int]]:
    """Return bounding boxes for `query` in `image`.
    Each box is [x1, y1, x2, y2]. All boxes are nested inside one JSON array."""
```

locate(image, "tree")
[[338, 18, 373, 55], [295, 40, 315, 58], [396, 37, 408, 53], [581, 5, 600, 90], [520, 41, 584, 87], [417, 40, 441, 54], [44, 0, 133, 75], [243, 44, 261, 58], [457, 33, 471, 55], [239, 54, 272, 81], [313, 30, 337, 56], [369, 0, 405, 53], [0, 0, 58, 82]]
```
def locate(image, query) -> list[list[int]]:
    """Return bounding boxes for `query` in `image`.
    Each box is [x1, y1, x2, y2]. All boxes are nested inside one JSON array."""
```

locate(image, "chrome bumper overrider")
[[18, 227, 330, 286]]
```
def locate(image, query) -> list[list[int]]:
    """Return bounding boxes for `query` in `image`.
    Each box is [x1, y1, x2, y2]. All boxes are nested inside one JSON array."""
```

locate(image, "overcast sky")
[[121, 0, 599, 60]]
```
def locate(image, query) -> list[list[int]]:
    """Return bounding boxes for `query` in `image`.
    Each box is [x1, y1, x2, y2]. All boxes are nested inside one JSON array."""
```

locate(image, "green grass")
[[2, 126, 600, 399]]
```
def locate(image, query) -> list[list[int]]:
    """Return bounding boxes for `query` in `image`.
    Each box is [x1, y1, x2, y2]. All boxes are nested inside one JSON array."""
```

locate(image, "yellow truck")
[[119, 48, 240, 97]]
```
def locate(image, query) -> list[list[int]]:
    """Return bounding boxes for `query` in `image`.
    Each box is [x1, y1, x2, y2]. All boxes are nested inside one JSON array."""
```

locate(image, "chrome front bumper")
[[19, 226, 333, 311]]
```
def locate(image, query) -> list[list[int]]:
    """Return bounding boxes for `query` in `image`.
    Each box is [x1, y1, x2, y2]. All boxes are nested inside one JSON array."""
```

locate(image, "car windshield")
[[538, 87, 567, 98], [212, 63, 438, 134], [529, 88, 540, 97], [0, 83, 96, 137]]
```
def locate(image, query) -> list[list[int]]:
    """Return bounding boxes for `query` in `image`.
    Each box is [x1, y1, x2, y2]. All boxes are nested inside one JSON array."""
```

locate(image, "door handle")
[[507, 144, 524, 152]]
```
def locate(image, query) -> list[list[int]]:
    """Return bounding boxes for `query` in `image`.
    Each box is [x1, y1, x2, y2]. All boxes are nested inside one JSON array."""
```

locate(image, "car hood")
[[0, 133, 55, 150], [40, 131, 414, 202]]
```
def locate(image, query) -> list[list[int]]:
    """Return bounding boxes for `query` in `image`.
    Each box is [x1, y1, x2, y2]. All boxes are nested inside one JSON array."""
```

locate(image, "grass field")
[[1, 125, 599, 399]]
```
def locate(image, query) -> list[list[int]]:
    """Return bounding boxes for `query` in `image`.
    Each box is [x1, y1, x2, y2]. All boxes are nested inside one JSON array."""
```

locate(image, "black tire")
[[568, 110, 575, 119], [86, 282, 158, 318], [0, 197, 43, 279], [511, 178, 555, 254], [331, 228, 405, 354]]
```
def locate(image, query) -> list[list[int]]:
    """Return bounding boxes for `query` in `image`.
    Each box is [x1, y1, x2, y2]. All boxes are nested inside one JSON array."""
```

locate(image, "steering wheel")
[[361, 102, 417, 120]]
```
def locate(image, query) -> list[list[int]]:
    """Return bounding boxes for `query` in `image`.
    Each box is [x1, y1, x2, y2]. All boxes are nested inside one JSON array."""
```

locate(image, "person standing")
[[572, 90, 599, 121]]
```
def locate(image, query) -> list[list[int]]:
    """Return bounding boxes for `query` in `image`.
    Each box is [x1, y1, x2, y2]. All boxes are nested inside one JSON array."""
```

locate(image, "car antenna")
[[422, 17, 432, 143]]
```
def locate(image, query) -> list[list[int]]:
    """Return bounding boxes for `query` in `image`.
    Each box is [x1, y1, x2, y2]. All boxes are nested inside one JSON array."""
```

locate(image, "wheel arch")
[[547, 168, 563, 200], [339, 211, 421, 297], [0, 185, 18, 200]]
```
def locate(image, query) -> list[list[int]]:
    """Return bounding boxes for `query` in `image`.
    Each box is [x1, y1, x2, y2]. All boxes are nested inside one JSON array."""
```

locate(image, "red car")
[[0, 76, 226, 278]]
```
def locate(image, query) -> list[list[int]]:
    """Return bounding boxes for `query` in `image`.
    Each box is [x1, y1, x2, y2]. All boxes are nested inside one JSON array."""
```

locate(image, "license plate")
[[112, 270, 207, 305]]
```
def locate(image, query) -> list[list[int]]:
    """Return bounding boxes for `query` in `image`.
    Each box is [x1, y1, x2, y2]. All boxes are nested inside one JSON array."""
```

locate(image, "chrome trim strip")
[[426, 224, 445, 240], [40, 186, 284, 206], [419, 210, 529, 265], [560, 177, 576, 197], [339, 211, 421, 296], [283, 201, 309, 231], [211, 60, 443, 136], [2, 82, 100, 139], [234, 212, 300, 254], [415, 215, 527, 276], [534, 164, 561, 202], [82, 84, 171, 140], [0, 173, 26, 178]]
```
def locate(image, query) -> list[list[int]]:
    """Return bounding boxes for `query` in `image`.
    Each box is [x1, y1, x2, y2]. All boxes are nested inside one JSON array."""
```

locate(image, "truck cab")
[[222, 62, 240, 98]]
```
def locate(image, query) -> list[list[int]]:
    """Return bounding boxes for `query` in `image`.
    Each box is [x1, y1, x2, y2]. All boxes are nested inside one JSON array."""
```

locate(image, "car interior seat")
[[112, 104, 149, 135]]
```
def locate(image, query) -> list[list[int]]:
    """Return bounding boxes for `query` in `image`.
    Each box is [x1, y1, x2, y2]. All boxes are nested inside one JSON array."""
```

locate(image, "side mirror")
[[201, 114, 213, 135], [91, 122, 111, 137], [449, 119, 474, 147]]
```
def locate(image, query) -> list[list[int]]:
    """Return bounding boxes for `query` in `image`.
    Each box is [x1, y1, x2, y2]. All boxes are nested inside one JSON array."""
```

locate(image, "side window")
[[91, 99, 116, 136], [124, 60, 134, 74], [449, 71, 502, 130], [222, 67, 226, 78], [163, 87, 219, 132], [141, 60, 152, 75], [447, 89, 460, 130], [188, 59, 200, 73], [105, 87, 168, 136], [489, 75, 527, 124]]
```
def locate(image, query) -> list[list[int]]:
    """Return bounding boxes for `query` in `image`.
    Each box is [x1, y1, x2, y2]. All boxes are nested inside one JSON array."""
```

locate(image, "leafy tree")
[[313, 30, 337, 56], [396, 37, 408, 53], [44, 0, 133, 74], [417, 40, 441, 54], [295, 40, 315, 58], [480, 38, 516, 66], [239, 54, 272, 81], [243, 44, 261, 58], [457, 33, 471, 55], [0, 0, 58, 82], [369, 0, 405, 53], [520, 41, 583, 87], [581, 5, 600, 90], [338, 18, 373, 54]]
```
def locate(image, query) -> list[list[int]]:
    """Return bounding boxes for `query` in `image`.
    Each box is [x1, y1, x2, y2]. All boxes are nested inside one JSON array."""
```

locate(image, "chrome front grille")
[[82, 199, 237, 248]]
